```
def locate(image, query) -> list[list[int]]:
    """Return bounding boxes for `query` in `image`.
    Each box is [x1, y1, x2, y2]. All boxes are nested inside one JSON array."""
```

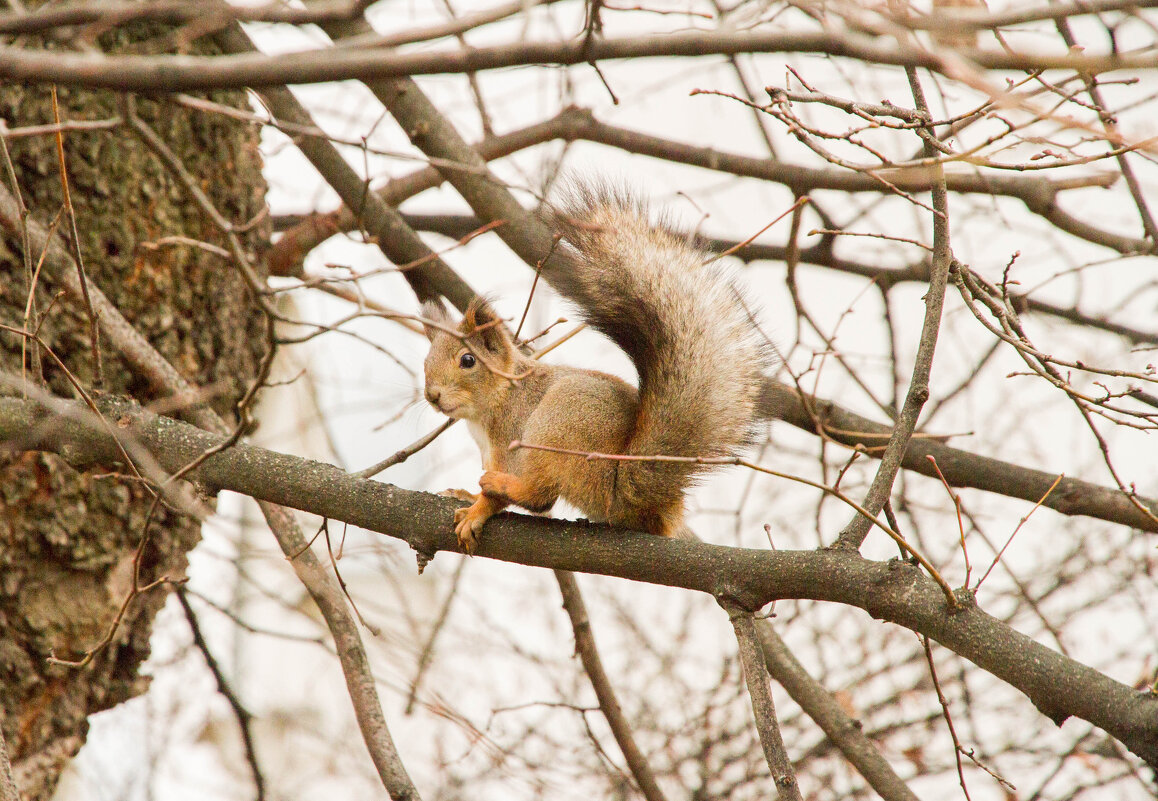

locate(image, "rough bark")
[[0, 21, 267, 800]]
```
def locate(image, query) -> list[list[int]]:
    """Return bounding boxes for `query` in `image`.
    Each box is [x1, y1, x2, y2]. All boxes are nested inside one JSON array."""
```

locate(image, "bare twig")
[[833, 67, 954, 551], [0, 123, 43, 387], [177, 590, 266, 801], [926, 456, 971, 586], [50, 87, 102, 386], [975, 474, 1064, 590], [353, 419, 456, 480], [321, 519, 381, 636], [922, 636, 1016, 796], [404, 557, 467, 715]]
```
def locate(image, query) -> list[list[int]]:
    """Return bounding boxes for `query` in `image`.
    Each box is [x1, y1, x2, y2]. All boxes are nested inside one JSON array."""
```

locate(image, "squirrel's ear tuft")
[[463, 298, 509, 354], [421, 299, 451, 342]]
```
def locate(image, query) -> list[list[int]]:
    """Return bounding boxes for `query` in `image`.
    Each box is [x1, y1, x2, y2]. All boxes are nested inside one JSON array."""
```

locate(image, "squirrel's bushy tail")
[[545, 182, 770, 518]]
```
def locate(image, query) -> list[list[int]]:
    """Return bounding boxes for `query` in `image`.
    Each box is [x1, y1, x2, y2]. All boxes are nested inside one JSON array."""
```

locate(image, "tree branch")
[[555, 570, 670, 801], [759, 379, 1158, 534], [834, 67, 953, 549], [724, 603, 803, 801], [3, 392, 1155, 769], [1, 29, 1157, 91]]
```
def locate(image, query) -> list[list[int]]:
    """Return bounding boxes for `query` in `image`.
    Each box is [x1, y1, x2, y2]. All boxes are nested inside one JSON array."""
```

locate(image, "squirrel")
[[421, 183, 769, 553]]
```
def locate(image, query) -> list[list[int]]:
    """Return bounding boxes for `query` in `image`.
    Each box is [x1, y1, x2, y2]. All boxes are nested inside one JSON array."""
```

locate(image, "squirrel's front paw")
[[453, 500, 491, 554], [440, 487, 478, 503]]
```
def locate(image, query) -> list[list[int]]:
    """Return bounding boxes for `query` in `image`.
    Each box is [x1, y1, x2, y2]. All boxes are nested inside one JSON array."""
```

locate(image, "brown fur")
[[422, 183, 769, 552]]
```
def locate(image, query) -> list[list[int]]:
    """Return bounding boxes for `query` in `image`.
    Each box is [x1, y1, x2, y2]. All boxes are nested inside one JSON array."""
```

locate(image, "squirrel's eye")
[[458, 353, 477, 369]]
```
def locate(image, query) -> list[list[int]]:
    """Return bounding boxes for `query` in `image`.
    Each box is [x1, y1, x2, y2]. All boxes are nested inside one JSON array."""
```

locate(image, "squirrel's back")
[[544, 183, 770, 521]]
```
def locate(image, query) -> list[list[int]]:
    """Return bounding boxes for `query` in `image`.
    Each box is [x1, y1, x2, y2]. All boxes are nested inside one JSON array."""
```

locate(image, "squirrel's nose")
[[425, 386, 440, 406]]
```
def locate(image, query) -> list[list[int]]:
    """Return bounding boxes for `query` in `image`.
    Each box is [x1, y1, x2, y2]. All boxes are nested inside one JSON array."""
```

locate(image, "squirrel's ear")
[[463, 298, 510, 354], [421, 299, 451, 342]]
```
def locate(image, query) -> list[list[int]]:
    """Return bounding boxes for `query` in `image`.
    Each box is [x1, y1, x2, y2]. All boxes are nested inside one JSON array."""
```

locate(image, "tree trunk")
[[0, 21, 268, 800]]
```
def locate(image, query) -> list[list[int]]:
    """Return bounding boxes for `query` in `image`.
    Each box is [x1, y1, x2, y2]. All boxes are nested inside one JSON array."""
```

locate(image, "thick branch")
[[3, 393, 1155, 768], [0, 30, 1156, 91], [760, 379, 1158, 533]]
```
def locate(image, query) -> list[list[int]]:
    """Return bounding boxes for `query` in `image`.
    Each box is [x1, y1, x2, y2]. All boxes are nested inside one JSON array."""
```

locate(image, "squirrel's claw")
[[440, 487, 478, 503], [453, 502, 489, 554]]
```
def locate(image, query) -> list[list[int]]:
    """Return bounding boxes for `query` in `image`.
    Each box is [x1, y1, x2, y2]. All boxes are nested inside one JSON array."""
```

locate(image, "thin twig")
[[353, 419, 456, 479], [926, 456, 971, 586], [322, 519, 381, 636], [404, 557, 467, 715], [833, 66, 954, 551], [50, 86, 102, 386], [922, 636, 1016, 795], [975, 474, 1064, 589], [922, 635, 974, 800], [177, 590, 266, 801]]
